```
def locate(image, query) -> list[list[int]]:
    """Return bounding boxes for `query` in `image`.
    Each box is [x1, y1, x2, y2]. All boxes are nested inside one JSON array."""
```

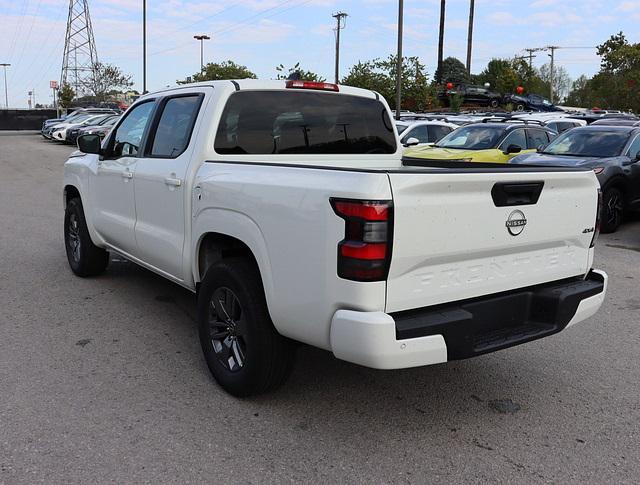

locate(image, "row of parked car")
[[41, 107, 121, 144], [398, 109, 640, 233], [437, 84, 565, 111]]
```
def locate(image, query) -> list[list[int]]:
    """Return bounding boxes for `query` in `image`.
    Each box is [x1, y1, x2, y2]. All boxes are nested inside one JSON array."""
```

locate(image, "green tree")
[[435, 57, 470, 85], [539, 63, 571, 103], [564, 32, 640, 111], [178, 60, 257, 84], [275, 62, 325, 82], [58, 83, 75, 109], [341, 55, 435, 111], [565, 75, 594, 107], [91, 62, 133, 101]]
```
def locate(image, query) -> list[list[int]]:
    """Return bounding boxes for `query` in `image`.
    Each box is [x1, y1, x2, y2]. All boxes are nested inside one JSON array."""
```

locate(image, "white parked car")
[[63, 80, 607, 396], [51, 115, 107, 142], [396, 119, 458, 147], [511, 112, 587, 133]]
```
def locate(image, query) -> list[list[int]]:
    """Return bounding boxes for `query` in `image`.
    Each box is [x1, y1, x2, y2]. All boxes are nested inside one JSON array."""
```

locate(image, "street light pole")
[[395, 0, 404, 120], [547, 45, 558, 102], [465, 0, 475, 74], [0, 63, 10, 109], [332, 12, 348, 84], [193, 35, 211, 73], [143, 0, 147, 93]]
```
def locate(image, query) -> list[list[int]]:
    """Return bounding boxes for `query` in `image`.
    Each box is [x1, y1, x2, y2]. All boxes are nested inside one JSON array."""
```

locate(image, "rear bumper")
[[330, 269, 607, 369]]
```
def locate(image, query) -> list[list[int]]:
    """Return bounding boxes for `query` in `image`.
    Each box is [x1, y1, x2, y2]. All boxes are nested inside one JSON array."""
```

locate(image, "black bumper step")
[[392, 271, 605, 360]]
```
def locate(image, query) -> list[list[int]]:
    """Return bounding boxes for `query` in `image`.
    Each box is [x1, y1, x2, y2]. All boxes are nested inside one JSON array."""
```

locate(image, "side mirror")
[[77, 134, 102, 154], [634, 151, 640, 162], [404, 137, 420, 147], [505, 144, 522, 154], [536, 144, 547, 153]]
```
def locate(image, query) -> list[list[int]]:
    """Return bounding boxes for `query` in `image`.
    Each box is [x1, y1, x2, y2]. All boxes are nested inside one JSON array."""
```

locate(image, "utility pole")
[[436, 0, 446, 83], [395, 0, 404, 119], [547, 45, 559, 102], [465, 0, 474, 74], [0, 63, 9, 108], [332, 12, 348, 84], [523, 48, 539, 69], [193, 34, 211, 73], [143, 0, 147, 93]]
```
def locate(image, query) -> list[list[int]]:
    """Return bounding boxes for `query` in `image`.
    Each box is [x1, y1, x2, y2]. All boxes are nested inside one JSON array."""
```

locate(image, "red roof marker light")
[[285, 80, 339, 92]]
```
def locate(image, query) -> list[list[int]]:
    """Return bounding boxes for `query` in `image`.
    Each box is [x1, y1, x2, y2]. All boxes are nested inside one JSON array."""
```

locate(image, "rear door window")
[[429, 125, 452, 142], [526, 129, 550, 149], [147, 95, 203, 158], [214, 91, 396, 155], [499, 129, 527, 150], [401, 125, 429, 144]]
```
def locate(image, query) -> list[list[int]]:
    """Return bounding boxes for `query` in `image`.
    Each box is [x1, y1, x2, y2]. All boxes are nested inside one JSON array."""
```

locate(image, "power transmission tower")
[[60, 0, 99, 97], [332, 12, 348, 84]]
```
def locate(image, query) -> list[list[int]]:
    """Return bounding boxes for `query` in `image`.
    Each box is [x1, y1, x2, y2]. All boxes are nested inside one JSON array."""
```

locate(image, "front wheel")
[[197, 257, 295, 397], [601, 187, 624, 234], [489, 99, 499, 108], [64, 198, 109, 276]]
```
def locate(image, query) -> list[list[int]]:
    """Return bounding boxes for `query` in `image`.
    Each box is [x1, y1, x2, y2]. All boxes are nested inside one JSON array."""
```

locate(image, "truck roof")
[[142, 79, 380, 100]]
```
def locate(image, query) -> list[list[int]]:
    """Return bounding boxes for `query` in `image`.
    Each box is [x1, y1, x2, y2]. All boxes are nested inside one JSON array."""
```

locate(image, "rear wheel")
[[64, 197, 109, 276], [515, 103, 525, 111], [489, 99, 499, 108], [601, 187, 624, 234], [197, 257, 294, 397]]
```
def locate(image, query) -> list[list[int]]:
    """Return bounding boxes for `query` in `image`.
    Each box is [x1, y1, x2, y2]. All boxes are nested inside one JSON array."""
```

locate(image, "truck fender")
[[192, 208, 276, 321], [63, 171, 105, 247]]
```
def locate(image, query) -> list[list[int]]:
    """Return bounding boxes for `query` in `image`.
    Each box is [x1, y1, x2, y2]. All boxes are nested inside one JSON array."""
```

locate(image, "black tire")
[[516, 103, 525, 112], [64, 197, 109, 276], [489, 99, 499, 108], [601, 187, 624, 234], [198, 257, 294, 397]]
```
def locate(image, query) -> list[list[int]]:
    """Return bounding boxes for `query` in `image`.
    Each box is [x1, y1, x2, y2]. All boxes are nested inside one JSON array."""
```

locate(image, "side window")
[[526, 129, 549, 149], [148, 95, 203, 158], [429, 125, 452, 142], [626, 135, 640, 159], [499, 129, 527, 150], [401, 125, 429, 144], [546, 122, 557, 132], [110, 101, 155, 158]]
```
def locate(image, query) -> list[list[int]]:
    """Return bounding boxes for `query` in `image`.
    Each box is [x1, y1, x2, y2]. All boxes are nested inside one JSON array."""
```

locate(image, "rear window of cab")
[[214, 90, 397, 155]]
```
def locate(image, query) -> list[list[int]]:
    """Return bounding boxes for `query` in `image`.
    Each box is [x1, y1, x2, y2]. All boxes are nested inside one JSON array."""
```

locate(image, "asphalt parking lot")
[[1, 132, 639, 484]]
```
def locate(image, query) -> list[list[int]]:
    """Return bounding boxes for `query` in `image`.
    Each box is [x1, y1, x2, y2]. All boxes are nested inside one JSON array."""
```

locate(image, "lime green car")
[[404, 122, 557, 163]]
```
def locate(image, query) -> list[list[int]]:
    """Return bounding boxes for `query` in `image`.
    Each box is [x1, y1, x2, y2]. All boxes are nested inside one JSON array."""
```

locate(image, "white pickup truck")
[[63, 80, 607, 396]]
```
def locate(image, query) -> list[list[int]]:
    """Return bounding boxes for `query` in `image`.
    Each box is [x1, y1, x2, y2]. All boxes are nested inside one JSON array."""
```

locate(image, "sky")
[[0, 0, 638, 108]]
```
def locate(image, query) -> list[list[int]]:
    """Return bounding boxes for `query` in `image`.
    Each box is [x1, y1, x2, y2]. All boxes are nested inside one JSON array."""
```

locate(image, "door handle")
[[121, 171, 133, 179], [164, 177, 182, 187]]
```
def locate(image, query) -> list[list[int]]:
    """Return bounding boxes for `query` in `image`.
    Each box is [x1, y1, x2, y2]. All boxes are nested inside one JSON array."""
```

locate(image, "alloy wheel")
[[208, 287, 247, 372], [67, 213, 81, 263]]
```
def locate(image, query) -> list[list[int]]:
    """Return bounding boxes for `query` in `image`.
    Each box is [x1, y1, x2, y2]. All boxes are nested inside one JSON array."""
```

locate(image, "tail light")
[[286, 80, 339, 92], [331, 198, 393, 282], [591, 188, 602, 248]]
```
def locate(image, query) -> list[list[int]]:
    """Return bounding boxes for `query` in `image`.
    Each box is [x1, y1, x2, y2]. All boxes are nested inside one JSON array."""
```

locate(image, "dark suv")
[[503, 93, 562, 112], [438, 84, 502, 108], [510, 125, 640, 233]]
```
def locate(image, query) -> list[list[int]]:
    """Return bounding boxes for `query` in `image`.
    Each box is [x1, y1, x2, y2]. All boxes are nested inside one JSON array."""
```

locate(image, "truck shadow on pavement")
[[101, 255, 549, 427]]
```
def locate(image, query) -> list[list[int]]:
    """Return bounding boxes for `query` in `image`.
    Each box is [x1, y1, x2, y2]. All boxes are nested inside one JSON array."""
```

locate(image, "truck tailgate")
[[386, 169, 599, 313]]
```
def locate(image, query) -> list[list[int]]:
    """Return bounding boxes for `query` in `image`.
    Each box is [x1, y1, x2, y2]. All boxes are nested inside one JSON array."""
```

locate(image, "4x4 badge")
[[506, 210, 527, 236]]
